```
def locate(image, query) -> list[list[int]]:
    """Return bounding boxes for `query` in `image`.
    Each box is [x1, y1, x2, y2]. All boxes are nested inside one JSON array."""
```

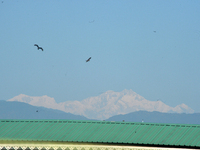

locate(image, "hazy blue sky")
[[0, 1, 200, 112]]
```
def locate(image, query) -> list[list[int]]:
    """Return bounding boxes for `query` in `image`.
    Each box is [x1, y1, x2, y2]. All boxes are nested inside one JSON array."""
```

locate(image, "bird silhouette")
[[86, 57, 91, 62], [34, 44, 43, 51], [89, 20, 95, 23]]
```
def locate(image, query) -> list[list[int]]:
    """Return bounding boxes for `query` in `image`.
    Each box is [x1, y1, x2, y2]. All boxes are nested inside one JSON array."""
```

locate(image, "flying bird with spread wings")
[[34, 44, 43, 51], [86, 57, 91, 62], [89, 20, 95, 23]]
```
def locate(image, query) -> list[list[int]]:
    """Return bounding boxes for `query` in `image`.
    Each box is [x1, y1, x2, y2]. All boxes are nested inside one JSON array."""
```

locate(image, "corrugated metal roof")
[[0, 120, 199, 148]]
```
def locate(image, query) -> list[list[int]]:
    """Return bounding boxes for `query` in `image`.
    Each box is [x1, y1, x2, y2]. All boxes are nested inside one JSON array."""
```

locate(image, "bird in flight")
[[34, 44, 43, 51], [86, 57, 91, 62], [89, 20, 95, 23]]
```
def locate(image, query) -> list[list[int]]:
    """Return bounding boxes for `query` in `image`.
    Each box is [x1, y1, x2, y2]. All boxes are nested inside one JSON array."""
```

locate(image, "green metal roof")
[[0, 120, 200, 148]]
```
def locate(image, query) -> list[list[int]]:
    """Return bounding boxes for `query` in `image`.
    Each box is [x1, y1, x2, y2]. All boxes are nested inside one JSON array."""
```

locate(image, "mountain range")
[[7, 89, 194, 120], [0, 100, 88, 120], [106, 111, 200, 124], [1, 100, 200, 124]]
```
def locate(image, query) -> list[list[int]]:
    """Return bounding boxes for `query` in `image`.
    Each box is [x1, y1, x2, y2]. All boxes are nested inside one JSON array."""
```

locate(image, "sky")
[[0, 0, 200, 112]]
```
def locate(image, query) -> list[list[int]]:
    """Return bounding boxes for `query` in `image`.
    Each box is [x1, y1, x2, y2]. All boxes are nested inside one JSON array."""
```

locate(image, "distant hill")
[[1, 100, 199, 124], [0, 100, 89, 120], [7, 89, 194, 120], [106, 111, 200, 124]]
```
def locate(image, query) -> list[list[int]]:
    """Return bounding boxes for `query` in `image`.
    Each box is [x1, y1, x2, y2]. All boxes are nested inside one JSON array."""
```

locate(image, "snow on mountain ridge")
[[7, 89, 194, 120], [8, 94, 60, 110]]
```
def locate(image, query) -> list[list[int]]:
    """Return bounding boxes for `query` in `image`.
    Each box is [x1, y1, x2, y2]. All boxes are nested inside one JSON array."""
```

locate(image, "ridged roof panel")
[[0, 120, 199, 148]]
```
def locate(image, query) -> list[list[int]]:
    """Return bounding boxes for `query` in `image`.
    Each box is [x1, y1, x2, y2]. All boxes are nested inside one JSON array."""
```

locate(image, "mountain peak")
[[7, 94, 58, 109]]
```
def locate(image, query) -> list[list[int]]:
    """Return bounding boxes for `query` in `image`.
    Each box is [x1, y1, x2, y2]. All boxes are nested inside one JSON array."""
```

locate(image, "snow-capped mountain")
[[7, 89, 194, 120]]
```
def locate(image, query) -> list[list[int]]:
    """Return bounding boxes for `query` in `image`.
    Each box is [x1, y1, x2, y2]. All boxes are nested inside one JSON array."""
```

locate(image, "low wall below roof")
[[0, 142, 194, 150]]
